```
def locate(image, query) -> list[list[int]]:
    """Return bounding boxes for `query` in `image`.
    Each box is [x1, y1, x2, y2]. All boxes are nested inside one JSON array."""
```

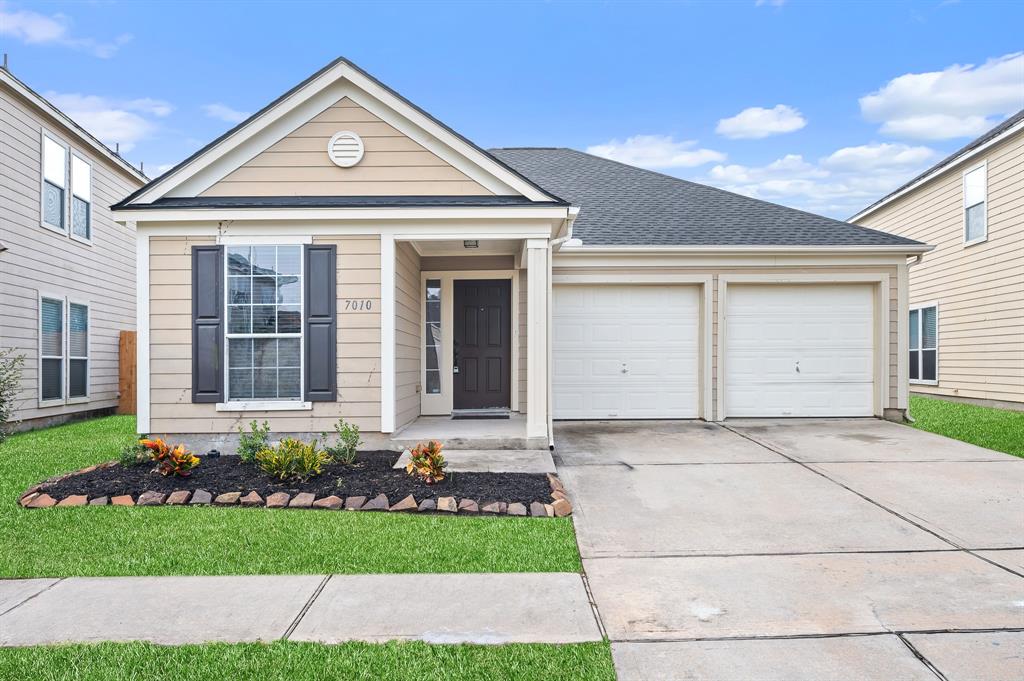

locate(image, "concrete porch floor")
[[390, 414, 547, 450]]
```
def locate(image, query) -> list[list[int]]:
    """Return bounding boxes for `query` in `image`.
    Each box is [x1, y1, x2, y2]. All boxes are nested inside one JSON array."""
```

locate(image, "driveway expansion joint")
[[0, 577, 64, 619], [896, 633, 949, 681]]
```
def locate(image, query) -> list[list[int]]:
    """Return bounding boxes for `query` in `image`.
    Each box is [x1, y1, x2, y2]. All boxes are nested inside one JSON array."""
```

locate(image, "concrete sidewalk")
[[0, 573, 602, 646]]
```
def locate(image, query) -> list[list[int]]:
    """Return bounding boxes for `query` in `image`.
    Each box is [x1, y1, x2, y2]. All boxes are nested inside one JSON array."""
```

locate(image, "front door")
[[453, 279, 511, 410]]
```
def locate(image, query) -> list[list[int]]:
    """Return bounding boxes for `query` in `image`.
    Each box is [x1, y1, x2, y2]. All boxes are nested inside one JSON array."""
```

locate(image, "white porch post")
[[380, 233, 396, 433], [525, 239, 549, 439]]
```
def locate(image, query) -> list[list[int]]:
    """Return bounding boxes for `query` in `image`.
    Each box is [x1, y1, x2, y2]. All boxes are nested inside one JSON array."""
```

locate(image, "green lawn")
[[909, 395, 1024, 458], [0, 416, 581, 577], [0, 641, 616, 681]]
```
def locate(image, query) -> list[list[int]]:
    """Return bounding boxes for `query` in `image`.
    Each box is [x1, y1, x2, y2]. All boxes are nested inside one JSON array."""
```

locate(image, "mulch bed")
[[19, 451, 572, 517]]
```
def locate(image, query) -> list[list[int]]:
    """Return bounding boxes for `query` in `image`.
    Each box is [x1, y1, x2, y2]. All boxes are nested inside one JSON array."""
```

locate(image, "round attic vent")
[[327, 131, 364, 168]]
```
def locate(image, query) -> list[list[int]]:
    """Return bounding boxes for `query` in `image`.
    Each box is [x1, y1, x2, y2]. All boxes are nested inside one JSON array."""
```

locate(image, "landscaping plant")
[[140, 438, 200, 477], [237, 420, 271, 463], [0, 347, 25, 444], [118, 441, 149, 468], [255, 437, 330, 481], [325, 418, 361, 465], [405, 440, 447, 484]]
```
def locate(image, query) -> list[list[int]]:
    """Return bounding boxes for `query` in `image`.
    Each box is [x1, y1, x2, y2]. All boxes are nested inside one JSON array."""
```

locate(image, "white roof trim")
[[557, 244, 934, 254], [127, 60, 557, 205], [850, 117, 1024, 222], [0, 68, 147, 183]]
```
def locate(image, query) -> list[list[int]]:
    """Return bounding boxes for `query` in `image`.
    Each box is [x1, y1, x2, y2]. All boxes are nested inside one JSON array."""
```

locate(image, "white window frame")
[[69, 152, 94, 245], [40, 130, 69, 234], [909, 301, 939, 386], [220, 239, 309, 411], [962, 161, 987, 247], [38, 293, 67, 407], [67, 299, 91, 403]]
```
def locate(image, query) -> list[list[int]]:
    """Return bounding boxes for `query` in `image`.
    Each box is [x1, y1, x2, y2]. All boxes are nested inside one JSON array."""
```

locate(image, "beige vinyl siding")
[[551, 264, 900, 420], [858, 131, 1024, 404], [420, 255, 514, 271], [148, 235, 383, 434], [0, 83, 142, 426], [200, 97, 493, 197], [395, 241, 421, 429]]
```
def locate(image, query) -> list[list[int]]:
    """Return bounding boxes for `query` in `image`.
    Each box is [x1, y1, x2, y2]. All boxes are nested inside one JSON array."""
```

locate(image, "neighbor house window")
[[68, 302, 89, 398], [424, 279, 441, 394], [70, 154, 92, 241], [963, 163, 987, 244], [42, 134, 67, 232], [40, 297, 65, 401], [909, 304, 938, 384], [226, 245, 303, 401]]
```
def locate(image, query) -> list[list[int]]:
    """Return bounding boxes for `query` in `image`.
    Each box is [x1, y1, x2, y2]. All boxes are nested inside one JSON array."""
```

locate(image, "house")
[[0, 66, 147, 430], [111, 58, 930, 448], [852, 111, 1024, 410]]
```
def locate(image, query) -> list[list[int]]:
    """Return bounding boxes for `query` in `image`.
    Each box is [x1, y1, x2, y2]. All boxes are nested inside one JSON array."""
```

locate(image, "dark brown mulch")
[[37, 451, 553, 506]]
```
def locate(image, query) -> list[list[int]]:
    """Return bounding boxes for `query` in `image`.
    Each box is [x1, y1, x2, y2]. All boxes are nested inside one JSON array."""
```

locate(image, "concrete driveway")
[[554, 419, 1024, 681]]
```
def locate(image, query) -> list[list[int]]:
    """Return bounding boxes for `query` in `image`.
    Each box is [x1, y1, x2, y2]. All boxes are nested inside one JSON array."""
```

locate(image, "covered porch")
[[384, 233, 551, 444]]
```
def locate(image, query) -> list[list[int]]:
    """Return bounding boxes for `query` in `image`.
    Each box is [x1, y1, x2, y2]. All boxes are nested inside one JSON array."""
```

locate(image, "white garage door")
[[553, 285, 700, 419], [724, 284, 875, 417]]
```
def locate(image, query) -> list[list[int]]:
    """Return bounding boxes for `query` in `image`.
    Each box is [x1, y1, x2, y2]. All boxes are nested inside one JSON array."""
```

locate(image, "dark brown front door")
[[453, 279, 511, 410]]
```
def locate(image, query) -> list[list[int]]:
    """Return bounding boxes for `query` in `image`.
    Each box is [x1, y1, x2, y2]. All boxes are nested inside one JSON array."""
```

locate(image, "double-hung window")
[[963, 163, 987, 245], [42, 134, 67, 232], [71, 154, 93, 240], [40, 297, 65, 402], [225, 245, 303, 402], [39, 296, 90, 404], [909, 303, 938, 384]]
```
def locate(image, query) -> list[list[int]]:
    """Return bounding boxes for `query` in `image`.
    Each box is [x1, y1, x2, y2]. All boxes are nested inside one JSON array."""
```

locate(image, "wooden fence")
[[118, 330, 137, 415]]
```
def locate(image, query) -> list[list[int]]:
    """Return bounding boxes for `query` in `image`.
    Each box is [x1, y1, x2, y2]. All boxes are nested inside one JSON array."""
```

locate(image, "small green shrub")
[[255, 438, 329, 481], [118, 441, 149, 467], [0, 347, 25, 444], [325, 418, 362, 464], [405, 440, 447, 484], [238, 420, 271, 463]]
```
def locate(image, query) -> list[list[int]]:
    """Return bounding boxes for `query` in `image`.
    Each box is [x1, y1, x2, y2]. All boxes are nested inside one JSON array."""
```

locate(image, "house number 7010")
[[343, 299, 373, 311]]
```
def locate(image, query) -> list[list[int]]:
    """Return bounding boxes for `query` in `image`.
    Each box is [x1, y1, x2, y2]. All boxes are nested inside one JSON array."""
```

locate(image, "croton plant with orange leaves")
[[405, 439, 447, 484], [139, 438, 200, 477]]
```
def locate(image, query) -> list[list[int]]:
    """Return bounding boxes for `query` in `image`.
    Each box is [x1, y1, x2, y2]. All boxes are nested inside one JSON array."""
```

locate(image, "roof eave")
[[556, 244, 934, 255]]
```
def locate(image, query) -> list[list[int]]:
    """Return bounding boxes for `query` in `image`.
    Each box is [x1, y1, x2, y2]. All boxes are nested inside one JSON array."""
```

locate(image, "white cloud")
[[203, 103, 250, 124], [0, 3, 132, 58], [703, 143, 938, 217], [44, 92, 173, 152], [860, 52, 1024, 140], [586, 135, 725, 169], [716, 105, 807, 139]]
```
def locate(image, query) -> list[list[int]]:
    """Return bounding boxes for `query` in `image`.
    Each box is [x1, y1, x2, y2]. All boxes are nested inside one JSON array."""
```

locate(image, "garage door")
[[724, 284, 874, 417], [552, 285, 700, 419]]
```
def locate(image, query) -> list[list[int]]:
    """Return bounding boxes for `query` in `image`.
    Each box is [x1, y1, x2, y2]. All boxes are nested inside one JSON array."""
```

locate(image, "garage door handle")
[[621, 364, 629, 374], [795, 361, 800, 374]]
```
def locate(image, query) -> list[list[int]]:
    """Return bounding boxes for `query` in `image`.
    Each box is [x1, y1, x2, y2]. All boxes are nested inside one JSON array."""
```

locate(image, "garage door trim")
[[551, 274, 713, 421], [717, 273, 890, 420]]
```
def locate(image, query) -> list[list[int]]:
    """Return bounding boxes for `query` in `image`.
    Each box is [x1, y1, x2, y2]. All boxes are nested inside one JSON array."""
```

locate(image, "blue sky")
[[3, 0, 1022, 217]]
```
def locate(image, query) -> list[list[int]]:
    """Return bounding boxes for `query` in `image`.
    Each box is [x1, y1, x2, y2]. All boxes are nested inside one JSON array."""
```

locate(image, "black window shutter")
[[191, 245, 224, 403], [304, 244, 337, 401]]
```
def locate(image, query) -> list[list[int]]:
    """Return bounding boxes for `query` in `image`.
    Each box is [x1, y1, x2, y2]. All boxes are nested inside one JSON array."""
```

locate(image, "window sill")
[[69, 233, 93, 246], [216, 401, 312, 412], [910, 379, 939, 386], [67, 396, 90, 405], [39, 221, 66, 235], [37, 398, 65, 409], [963, 236, 987, 248]]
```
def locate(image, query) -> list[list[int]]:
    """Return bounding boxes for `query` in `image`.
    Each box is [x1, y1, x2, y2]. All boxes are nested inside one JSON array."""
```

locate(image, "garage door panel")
[[553, 285, 700, 419], [725, 284, 874, 418]]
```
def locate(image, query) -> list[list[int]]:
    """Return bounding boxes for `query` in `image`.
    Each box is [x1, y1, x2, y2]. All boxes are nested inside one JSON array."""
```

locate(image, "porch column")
[[525, 239, 549, 439]]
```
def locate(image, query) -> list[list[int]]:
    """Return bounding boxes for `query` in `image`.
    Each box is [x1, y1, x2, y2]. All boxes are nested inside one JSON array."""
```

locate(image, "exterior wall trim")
[[381, 233, 396, 433], [136, 232, 151, 433], [717, 273, 891, 420]]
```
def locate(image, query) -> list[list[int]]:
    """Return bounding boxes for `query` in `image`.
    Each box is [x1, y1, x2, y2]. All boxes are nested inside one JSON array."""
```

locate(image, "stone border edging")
[[17, 464, 573, 518]]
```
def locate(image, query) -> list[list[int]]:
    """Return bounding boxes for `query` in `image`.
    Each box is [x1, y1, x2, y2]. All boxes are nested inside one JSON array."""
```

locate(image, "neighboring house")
[[852, 111, 1024, 410], [112, 58, 929, 448], [0, 67, 148, 429]]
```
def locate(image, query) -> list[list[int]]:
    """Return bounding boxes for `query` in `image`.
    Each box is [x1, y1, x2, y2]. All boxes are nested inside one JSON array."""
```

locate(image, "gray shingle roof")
[[490, 147, 925, 248]]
